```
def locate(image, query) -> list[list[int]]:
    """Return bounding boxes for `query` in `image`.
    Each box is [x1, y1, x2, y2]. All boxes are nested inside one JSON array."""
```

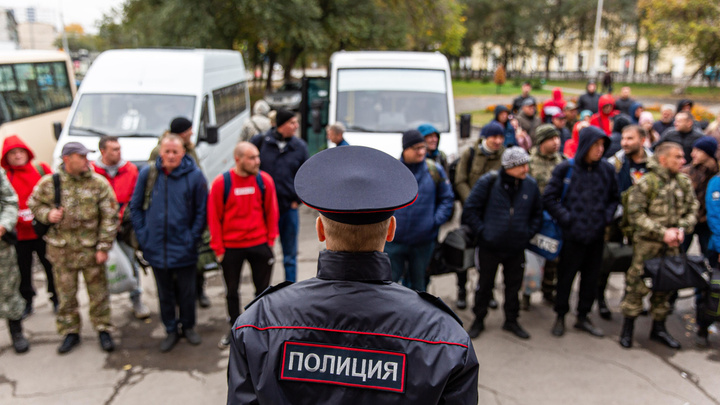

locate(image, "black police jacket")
[[227, 250, 479, 404]]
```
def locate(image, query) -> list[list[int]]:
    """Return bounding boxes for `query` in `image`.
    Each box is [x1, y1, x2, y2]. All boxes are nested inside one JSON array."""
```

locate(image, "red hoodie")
[[1, 135, 52, 241], [589, 94, 617, 135], [207, 169, 279, 257], [541, 87, 567, 122], [92, 161, 138, 220]]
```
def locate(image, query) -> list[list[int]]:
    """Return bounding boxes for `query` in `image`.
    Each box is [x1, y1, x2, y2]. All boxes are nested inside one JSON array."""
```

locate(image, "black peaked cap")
[[294, 146, 418, 225]]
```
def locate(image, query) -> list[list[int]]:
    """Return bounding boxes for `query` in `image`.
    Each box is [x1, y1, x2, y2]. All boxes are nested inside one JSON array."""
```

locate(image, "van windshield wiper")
[[120, 133, 159, 138], [69, 126, 107, 137], [346, 125, 374, 132]]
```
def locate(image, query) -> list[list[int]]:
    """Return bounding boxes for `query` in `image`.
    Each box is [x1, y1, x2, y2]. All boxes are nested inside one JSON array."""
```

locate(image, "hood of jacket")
[[575, 125, 610, 165], [629, 102, 643, 120], [494, 105, 510, 122], [612, 114, 633, 135], [1, 135, 34, 170], [598, 94, 615, 117], [154, 154, 197, 178], [552, 87, 564, 102]]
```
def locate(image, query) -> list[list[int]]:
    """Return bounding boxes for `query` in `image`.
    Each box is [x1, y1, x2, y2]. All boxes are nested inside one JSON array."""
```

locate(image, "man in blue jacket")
[[462, 147, 543, 339], [251, 109, 309, 282], [384, 130, 454, 292], [543, 126, 619, 339], [130, 134, 208, 353]]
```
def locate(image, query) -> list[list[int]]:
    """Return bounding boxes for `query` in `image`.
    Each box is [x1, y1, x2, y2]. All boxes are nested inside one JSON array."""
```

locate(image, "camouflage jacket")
[[528, 147, 564, 194], [0, 168, 18, 240], [28, 166, 118, 251], [627, 157, 698, 243], [455, 139, 505, 203]]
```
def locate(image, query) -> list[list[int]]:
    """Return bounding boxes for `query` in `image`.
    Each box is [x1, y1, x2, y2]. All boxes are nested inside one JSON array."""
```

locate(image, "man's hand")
[[676, 228, 685, 244], [290, 201, 299, 209], [0, 226, 6, 237], [48, 207, 64, 223], [663, 228, 680, 247], [96, 250, 109, 264], [216, 254, 224, 263]]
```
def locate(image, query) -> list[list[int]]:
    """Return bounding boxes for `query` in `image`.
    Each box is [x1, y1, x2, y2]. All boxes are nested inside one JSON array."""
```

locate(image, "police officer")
[[619, 142, 698, 349], [227, 146, 479, 404], [28, 142, 119, 354]]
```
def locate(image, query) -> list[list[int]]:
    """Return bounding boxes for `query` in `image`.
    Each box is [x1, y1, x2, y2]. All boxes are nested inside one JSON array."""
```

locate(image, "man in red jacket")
[[208, 142, 279, 349], [92, 136, 150, 319], [1, 135, 57, 317], [589, 94, 618, 135]]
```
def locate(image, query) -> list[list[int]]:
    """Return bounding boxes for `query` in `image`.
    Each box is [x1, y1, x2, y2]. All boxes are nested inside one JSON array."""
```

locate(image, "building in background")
[[0, 10, 19, 50]]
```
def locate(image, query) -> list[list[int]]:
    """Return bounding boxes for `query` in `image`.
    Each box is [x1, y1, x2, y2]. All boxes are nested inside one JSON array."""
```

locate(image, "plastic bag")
[[106, 241, 138, 295], [523, 250, 545, 295]]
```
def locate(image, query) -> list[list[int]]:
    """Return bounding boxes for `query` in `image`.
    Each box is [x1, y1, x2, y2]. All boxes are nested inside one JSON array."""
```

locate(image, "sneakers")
[[198, 293, 211, 309], [58, 333, 81, 354], [218, 331, 232, 349], [551, 316, 565, 337], [183, 328, 202, 345], [574, 316, 604, 337], [99, 331, 115, 352], [160, 333, 180, 353], [520, 294, 531, 311], [467, 318, 485, 339], [131, 297, 151, 319]]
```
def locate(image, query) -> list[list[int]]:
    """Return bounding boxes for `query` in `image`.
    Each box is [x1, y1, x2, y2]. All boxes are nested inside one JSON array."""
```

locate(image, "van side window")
[[212, 81, 247, 127], [198, 95, 209, 140]]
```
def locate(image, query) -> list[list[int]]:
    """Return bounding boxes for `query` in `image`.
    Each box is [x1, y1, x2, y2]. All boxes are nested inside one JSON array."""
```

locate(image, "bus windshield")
[[69, 93, 195, 137], [336, 68, 450, 133]]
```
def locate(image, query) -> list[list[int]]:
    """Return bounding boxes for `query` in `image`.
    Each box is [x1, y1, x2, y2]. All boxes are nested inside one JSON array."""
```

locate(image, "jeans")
[[117, 239, 143, 300], [152, 265, 196, 334], [221, 244, 274, 325], [278, 208, 299, 282], [385, 240, 435, 292]]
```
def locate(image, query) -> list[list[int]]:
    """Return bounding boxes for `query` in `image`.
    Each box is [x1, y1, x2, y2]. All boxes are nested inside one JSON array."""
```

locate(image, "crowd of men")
[[1, 84, 718, 362]]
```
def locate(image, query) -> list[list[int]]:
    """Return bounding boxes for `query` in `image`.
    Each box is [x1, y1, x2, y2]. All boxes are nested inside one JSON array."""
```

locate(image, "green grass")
[[453, 81, 552, 97], [545, 80, 720, 101]]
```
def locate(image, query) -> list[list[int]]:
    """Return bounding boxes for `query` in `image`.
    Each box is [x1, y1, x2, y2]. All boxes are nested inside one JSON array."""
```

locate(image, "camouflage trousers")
[[46, 245, 111, 335], [620, 240, 675, 321], [0, 243, 24, 320]]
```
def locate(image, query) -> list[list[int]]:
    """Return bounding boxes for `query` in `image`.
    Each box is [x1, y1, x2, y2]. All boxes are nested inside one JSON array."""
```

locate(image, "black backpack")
[[448, 147, 475, 202]]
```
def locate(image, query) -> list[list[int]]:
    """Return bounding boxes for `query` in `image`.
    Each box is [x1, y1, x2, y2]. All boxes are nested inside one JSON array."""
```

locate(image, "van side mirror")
[[201, 125, 219, 144], [53, 122, 62, 140]]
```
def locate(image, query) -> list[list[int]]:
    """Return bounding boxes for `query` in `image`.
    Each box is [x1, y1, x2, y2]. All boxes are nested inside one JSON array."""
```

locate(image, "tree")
[[640, 0, 720, 89]]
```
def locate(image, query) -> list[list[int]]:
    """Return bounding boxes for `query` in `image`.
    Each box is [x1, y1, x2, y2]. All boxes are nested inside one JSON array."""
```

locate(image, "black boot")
[[650, 320, 681, 349], [619, 317, 635, 349], [574, 315, 604, 337], [467, 318, 484, 339], [520, 294, 531, 311], [456, 288, 467, 310], [597, 297, 612, 320], [8, 319, 29, 354], [551, 315, 565, 337], [197, 274, 211, 308], [488, 292, 498, 310]]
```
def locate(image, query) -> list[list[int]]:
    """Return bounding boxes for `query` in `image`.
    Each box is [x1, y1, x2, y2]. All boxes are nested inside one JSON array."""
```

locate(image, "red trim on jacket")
[[207, 169, 279, 257], [92, 161, 139, 220], [1, 135, 52, 240]]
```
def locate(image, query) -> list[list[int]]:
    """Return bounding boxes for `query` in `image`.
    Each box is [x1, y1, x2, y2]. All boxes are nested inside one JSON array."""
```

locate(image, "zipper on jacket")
[[164, 173, 168, 269]]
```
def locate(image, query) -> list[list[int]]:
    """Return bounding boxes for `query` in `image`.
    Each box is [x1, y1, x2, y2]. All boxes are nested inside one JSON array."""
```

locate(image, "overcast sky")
[[0, 0, 125, 34]]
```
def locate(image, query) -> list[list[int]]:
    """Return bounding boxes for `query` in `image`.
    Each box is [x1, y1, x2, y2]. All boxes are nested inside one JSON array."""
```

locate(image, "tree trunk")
[[283, 45, 304, 84], [674, 65, 705, 95], [265, 51, 277, 92]]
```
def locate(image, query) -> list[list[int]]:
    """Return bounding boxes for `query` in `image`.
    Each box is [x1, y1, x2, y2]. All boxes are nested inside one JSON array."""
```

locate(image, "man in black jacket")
[[543, 126, 619, 338], [251, 109, 309, 282], [577, 80, 601, 114], [227, 146, 479, 404], [656, 111, 704, 161], [462, 147, 543, 340]]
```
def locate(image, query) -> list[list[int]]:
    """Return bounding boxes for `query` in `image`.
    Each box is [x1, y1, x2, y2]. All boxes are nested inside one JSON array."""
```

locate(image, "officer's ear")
[[386, 216, 396, 242], [316, 216, 326, 243]]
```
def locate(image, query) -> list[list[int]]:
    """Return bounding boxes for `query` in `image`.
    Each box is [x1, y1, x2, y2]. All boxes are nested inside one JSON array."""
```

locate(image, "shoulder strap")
[[52, 173, 61, 208], [34, 163, 46, 177], [256, 172, 265, 200], [483, 171, 500, 210], [425, 159, 441, 186], [560, 158, 574, 201], [467, 146, 476, 177], [142, 165, 158, 211], [251, 118, 262, 133], [223, 171, 232, 205], [244, 281, 293, 310]]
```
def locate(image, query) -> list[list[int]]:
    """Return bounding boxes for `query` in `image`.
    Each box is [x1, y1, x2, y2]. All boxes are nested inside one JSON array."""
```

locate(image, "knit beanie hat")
[[535, 124, 559, 146], [501, 146, 530, 169], [693, 136, 718, 160], [402, 129, 425, 150], [480, 122, 505, 139], [276, 109, 295, 128], [170, 117, 192, 134]]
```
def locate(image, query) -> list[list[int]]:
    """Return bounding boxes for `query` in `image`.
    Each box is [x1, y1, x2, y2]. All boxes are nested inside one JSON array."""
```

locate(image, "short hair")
[[676, 111, 693, 121], [234, 141, 258, 158], [99, 135, 119, 150], [622, 125, 646, 138], [327, 122, 345, 136], [655, 142, 682, 157], [160, 133, 184, 149], [320, 215, 391, 252]]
